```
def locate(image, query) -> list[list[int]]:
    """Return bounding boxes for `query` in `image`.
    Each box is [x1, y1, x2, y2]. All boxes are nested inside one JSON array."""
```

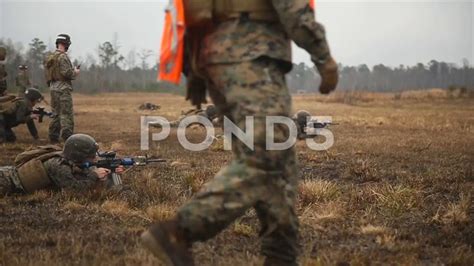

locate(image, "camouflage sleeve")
[[26, 119, 38, 139], [272, 0, 331, 65], [44, 157, 99, 191], [58, 54, 75, 80], [15, 101, 30, 124]]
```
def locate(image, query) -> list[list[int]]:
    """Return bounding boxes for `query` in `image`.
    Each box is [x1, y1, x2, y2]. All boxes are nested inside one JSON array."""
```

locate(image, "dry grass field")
[[0, 91, 473, 265]]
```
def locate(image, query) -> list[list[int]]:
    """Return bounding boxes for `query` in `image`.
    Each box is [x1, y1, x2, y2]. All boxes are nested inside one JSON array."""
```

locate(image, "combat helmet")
[[56, 34, 72, 49], [0, 46, 6, 61], [24, 88, 44, 102], [293, 110, 311, 128], [63, 134, 99, 163]]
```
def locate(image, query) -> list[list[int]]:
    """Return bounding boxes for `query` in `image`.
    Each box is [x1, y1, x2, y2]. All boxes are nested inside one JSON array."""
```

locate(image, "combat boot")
[[316, 56, 339, 94], [141, 220, 194, 266]]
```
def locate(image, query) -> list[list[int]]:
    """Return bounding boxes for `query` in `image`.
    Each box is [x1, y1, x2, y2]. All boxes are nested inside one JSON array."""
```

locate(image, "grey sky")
[[0, 0, 472, 68]]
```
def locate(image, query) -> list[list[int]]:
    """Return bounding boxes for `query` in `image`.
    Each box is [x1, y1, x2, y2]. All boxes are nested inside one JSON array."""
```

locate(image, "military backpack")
[[14, 145, 63, 193]]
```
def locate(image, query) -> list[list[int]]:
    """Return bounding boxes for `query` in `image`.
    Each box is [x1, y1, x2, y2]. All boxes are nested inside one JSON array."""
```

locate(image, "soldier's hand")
[[316, 56, 339, 94], [95, 168, 111, 181], [115, 165, 126, 174], [74, 67, 81, 76]]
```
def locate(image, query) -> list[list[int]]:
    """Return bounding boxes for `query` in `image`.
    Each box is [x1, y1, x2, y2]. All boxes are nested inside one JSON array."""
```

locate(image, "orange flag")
[[310, 0, 315, 10], [158, 0, 185, 84]]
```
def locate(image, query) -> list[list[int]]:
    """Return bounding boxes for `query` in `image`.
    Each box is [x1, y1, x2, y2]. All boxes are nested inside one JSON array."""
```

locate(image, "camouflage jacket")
[[199, 0, 331, 71], [43, 156, 99, 192], [49, 50, 75, 91], [2, 98, 38, 138]]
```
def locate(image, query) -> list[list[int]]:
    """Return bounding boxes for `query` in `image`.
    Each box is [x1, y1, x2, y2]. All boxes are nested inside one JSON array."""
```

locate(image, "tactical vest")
[[0, 95, 20, 115], [44, 52, 65, 83], [14, 145, 63, 193], [184, 0, 278, 26]]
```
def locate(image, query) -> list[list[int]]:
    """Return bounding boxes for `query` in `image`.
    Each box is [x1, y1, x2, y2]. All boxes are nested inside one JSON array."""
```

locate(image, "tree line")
[[1, 37, 472, 94]]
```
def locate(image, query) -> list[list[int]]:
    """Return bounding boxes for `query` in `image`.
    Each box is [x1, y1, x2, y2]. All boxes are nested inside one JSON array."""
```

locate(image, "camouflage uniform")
[[0, 97, 38, 142], [176, 1, 333, 264], [15, 69, 31, 97], [0, 157, 99, 196], [48, 50, 75, 142]]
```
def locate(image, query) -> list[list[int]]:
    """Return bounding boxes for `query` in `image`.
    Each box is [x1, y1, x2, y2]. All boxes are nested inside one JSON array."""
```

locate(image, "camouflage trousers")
[[0, 166, 23, 196], [49, 88, 74, 142], [177, 58, 299, 264]]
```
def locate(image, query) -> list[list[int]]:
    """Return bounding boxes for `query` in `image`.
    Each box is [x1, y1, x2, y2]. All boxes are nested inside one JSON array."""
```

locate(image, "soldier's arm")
[[44, 157, 100, 192], [15, 101, 30, 124], [272, 0, 331, 64], [26, 119, 39, 139], [58, 55, 75, 80]]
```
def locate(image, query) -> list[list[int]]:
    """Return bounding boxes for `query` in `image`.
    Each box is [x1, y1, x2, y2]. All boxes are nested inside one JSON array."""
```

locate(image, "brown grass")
[[0, 92, 473, 265]]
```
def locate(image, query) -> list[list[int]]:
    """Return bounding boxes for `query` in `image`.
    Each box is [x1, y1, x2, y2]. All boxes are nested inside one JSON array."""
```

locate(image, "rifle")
[[82, 151, 166, 186], [303, 119, 338, 138], [32, 107, 56, 123]]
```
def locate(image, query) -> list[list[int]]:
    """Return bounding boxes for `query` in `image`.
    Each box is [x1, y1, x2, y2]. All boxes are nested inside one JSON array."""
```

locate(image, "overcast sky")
[[0, 0, 472, 68]]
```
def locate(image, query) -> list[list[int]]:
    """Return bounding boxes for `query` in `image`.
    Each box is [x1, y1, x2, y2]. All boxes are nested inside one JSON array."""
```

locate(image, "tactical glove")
[[316, 56, 338, 94]]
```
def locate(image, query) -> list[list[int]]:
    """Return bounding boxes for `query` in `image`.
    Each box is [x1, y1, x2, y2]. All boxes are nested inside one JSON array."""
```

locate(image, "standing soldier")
[[0, 88, 43, 143], [141, 0, 338, 265], [16, 65, 32, 97], [45, 34, 80, 143], [0, 46, 7, 96]]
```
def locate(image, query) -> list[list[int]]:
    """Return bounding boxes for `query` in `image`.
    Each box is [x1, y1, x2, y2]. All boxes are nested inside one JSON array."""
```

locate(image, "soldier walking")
[[141, 0, 338, 265], [45, 34, 80, 143]]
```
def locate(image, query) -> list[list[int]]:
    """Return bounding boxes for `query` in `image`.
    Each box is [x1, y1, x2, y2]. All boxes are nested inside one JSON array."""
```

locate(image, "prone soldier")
[[0, 88, 43, 143], [0, 134, 124, 196]]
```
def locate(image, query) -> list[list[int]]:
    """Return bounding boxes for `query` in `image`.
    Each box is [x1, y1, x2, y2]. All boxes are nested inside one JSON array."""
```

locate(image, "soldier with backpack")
[[44, 34, 80, 143], [0, 88, 43, 143], [0, 134, 124, 196]]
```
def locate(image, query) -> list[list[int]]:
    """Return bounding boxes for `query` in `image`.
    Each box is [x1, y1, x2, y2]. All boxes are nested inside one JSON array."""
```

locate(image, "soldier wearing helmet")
[[0, 88, 45, 143], [0, 46, 7, 96], [45, 34, 80, 143], [16, 64, 32, 97], [293, 110, 311, 139], [0, 134, 124, 196]]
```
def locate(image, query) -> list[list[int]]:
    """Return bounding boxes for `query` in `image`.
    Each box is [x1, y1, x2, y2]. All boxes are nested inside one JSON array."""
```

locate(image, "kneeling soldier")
[[0, 134, 124, 196], [0, 88, 44, 143]]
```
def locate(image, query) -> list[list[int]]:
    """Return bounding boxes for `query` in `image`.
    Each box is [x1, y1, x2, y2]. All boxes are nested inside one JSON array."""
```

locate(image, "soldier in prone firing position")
[[0, 134, 124, 196], [0, 88, 44, 143]]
